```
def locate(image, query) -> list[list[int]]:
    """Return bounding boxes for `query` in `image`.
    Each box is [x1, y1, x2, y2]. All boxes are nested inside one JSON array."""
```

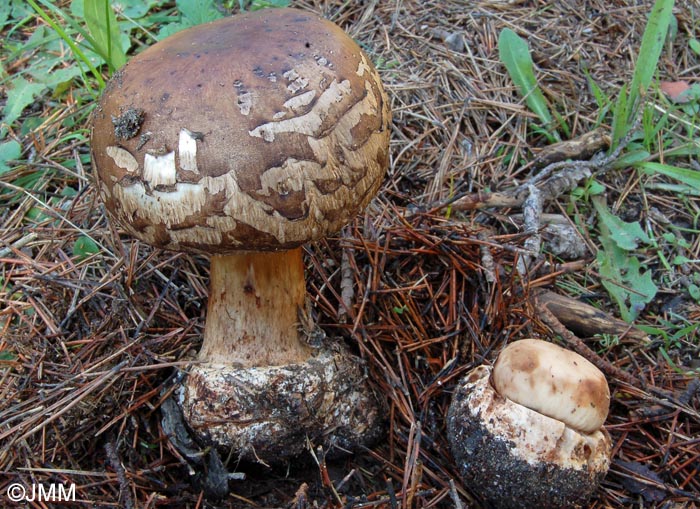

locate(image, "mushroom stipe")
[[91, 7, 390, 468]]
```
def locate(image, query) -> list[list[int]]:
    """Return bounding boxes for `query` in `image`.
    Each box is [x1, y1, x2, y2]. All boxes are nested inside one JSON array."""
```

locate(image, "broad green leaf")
[[2, 77, 47, 128], [638, 161, 700, 192], [1, 1, 34, 29], [250, 0, 291, 10], [31, 63, 83, 89], [0, 2, 11, 27], [592, 197, 650, 251], [597, 234, 658, 322], [21, 117, 44, 136], [672, 83, 700, 103], [178, 0, 223, 26], [73, 235, 100, 259], [74, 0, 164, 20], [610, 147, 650, 168], [689, 284, 700, 302], [672, 255, 693, 265], [627, 0, 674, 122], [25, 206, 53, 224], [0, 350, 18, 361], [586, 179, 606, 196], [0, 140, 21, 174], [25, 24, 58, 50], [84, 0, 127, 70], [594, 196, 657, 321], [157, 20, 185, 39], [498, 28, 553, 127], [117, 0, 164, 18], [690, 38, 700, 55], [156, 0, 224, 38]]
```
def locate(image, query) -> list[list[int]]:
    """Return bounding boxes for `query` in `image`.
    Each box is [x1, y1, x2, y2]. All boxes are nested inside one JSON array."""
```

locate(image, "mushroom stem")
[[198, 248, 312, 368]]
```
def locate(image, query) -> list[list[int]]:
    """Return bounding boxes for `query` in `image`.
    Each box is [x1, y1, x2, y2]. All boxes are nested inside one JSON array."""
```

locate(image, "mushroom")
[[90, 8, 390, 463], [447, 339, 612, 509]]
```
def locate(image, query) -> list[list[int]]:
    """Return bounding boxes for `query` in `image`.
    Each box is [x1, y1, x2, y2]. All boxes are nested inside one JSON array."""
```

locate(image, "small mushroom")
[[447, 339, 612, 509], [90, 8, 390, 463]]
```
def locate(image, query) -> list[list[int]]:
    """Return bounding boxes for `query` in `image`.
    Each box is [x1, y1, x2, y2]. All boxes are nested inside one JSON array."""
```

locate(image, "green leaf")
[[610, 147, 650, 168], [672, 255, 693, 265], [0, 350, 18, 362], [661, 232, 676, 243], [73, 235, 100, 259], [21, 117, 44, 136], [585, 71, 610, 118], [178, 0, 223, 25], [31, 63, 83, 89], [610, 83, 629, 149], [249, 0, 291, 10], [592, 197, 650, 251], [690, 38, 700, 55], [627, 0, 674, 123], [594, 196, 657, 321], [26, 0, 106, 88], [83, 0, 127, 71], [498, 28, 553, 127], [597, 238, 658, 322], [637, 161, 700, 192], [25, 206, 53, 224], [587, 179, 606, 196], [0, 2, 11, 27], [0, 140, 21, 174], [156, 0, 223, 38], [2, 77, 47, 128], [688, 283, 700, 302], [78, 0, 164, 20]]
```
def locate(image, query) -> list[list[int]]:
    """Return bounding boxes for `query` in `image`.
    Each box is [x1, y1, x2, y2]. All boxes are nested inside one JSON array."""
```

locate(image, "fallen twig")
[[536, 297, 639, 387]]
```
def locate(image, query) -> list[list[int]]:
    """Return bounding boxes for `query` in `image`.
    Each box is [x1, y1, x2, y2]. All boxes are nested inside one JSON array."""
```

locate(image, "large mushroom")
[[90, 8, 390, 463], [447, 339, 612, 508]]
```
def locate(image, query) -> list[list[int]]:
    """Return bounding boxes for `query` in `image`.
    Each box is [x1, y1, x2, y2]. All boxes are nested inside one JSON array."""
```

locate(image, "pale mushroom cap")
[[492, 338, 610, 434], [91, 8, 391, 254], [447, 365, 612, 509]]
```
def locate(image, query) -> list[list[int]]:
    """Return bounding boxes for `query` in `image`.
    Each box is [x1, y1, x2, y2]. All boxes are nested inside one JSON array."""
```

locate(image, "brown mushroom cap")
[[91, 8, 390, 254], [492, 338, 610, 434]]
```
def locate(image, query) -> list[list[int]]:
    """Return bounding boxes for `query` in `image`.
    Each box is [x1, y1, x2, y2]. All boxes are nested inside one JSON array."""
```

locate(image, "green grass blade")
[[26, 0, 106, 89], [584, 70, 611, 125], [627, 0, 674, 123], [84, 0, 127, 72], [551, 108, 571, 138], [637, 161, 700, 192], [32, 0, 98, 53], [610, 83, 629, 148], [498, 28, 553, 128]]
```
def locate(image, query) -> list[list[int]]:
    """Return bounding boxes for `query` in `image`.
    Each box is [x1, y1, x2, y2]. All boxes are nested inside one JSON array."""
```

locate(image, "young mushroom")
[[447, 339, 612, 509], [90, 8, 390, 463]]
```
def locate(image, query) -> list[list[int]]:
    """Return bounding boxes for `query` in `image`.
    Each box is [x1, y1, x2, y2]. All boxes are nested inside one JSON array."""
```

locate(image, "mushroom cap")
[[492, 338, 610, 434], [447, 365, 612, 509], [91, 8, 391, 254]]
